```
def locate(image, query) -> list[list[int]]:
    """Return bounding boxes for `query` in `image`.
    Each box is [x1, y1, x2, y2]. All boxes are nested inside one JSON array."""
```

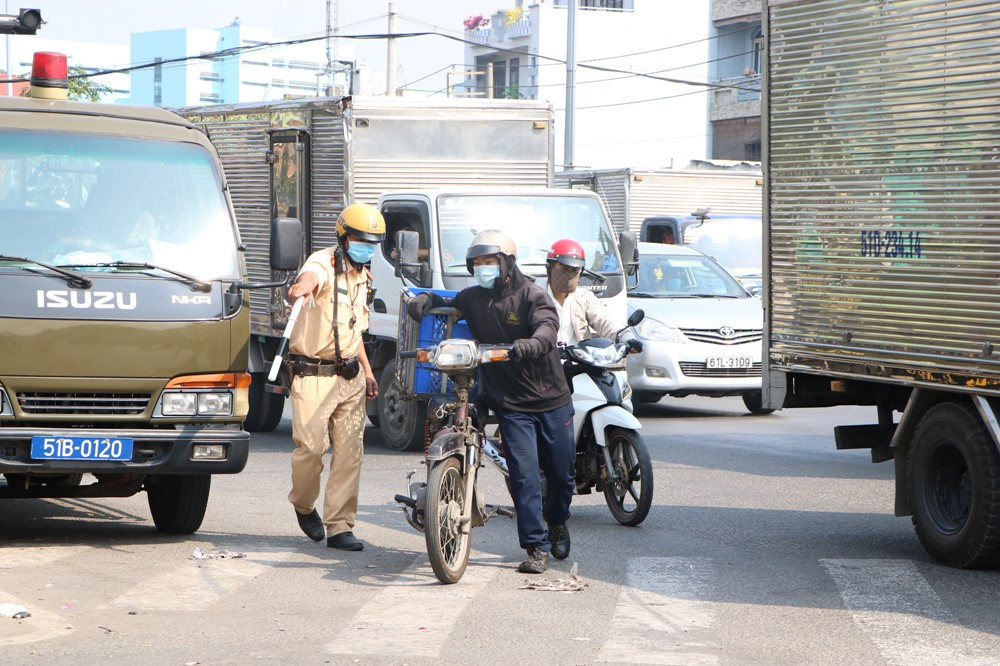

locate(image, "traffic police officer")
[[286, 203, 385, 551]]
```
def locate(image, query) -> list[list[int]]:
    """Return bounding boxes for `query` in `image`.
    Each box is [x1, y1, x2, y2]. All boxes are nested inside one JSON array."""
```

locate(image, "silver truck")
[[764, 0, 1000, 567]]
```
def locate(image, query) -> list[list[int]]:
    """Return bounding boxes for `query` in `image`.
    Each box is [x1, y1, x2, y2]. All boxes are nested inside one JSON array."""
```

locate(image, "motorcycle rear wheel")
[[425, 457, 471, 584], [603, 427, 653, 526]]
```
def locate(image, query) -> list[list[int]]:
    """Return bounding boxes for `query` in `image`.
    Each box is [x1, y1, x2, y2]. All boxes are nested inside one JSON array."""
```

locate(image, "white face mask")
[[474, 264, 500, 289]]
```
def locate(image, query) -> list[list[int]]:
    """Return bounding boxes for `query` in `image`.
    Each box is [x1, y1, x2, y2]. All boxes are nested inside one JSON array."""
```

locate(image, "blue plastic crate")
[[399, 288, 472, 397]]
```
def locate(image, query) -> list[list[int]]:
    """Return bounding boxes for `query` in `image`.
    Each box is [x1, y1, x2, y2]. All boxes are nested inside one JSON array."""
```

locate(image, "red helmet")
[[546, 238, 586, 269]]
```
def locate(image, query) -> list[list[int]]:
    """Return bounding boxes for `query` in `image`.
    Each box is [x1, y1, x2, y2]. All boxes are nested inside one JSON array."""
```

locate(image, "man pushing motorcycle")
[[406, 230, 574, 574]]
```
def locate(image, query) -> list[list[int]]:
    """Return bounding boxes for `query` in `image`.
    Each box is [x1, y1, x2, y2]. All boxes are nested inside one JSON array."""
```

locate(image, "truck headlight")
[[198, 393, 232, 415], [162, 392, 197, 416]]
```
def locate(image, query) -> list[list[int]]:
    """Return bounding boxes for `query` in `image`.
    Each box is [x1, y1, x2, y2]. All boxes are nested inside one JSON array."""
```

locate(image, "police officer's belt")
[[289, 354, 360, 379]]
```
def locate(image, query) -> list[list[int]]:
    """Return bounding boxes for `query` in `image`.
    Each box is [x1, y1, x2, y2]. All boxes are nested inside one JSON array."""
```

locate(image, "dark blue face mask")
[[347, 241, 377, 264]]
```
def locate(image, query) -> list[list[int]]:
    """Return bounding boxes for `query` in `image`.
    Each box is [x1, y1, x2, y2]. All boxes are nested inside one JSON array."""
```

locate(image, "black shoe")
[[327, 531, 365, 551], [518, 548, 549, 574], [296, 509, 325, 542], [549, 523, 570, 560]]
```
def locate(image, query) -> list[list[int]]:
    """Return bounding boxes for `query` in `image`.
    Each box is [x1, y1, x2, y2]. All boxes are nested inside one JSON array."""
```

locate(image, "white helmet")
[[465, 229, 517, 274]]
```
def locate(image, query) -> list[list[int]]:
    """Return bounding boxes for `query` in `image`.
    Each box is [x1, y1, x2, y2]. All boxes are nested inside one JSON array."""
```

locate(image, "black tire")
[[603, 427, 653, 526], [245, 372, 285, 432], [634, 391, 665, 404], [742, 391, 775, 415], [425, 458, 471, 584], [908, 402, 1000, 568], [146, 474, 212, 535], [378, 360, 427, 452]]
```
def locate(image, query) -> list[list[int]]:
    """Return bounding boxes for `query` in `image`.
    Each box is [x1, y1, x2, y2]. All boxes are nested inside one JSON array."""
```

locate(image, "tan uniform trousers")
[[288, 371, 367, 536]]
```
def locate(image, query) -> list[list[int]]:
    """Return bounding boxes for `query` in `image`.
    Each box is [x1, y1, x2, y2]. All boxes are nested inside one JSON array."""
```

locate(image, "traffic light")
[[0, 8, 42, 35]]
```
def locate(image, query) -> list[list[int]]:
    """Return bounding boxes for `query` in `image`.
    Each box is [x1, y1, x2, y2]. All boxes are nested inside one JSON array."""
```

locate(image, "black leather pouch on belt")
[[291, 357, 359, 379]]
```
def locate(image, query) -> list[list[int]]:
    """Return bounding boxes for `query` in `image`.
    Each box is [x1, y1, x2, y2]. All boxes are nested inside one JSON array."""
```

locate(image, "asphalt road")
[[3, 395, 1000, 665]]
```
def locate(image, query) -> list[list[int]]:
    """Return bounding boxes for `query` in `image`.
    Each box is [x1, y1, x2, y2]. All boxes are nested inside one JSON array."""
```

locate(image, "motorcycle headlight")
[[431, 339, 481, 370], [569, 343, 628, 368], [635, 317, 687, 344]]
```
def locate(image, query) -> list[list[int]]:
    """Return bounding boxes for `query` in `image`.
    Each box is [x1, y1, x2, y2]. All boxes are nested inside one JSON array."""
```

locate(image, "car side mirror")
[[619, 230, 639, 289], [270, 217, 304, 271], [395, 230, 425, 285]]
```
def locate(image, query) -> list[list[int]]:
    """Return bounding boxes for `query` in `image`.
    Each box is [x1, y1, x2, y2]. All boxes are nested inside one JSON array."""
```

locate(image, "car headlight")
[[430, 339, 480, 370], [635, 317, 687, 344]]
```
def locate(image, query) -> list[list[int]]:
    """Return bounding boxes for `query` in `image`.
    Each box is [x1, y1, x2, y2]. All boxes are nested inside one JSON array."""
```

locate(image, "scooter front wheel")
[[425, 457, 472, 584], [603, 427, 653, 526]]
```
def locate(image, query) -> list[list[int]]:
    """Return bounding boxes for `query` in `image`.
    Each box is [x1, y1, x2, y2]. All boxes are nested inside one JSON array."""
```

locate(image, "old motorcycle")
[[394, 319, 515, 585]]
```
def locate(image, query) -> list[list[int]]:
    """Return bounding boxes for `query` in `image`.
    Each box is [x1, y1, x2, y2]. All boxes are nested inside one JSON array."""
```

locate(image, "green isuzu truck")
[[0, 53, 297, 533]]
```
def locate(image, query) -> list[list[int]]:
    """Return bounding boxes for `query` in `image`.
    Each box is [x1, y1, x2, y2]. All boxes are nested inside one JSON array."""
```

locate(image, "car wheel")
[[743, 391, 775, 415]]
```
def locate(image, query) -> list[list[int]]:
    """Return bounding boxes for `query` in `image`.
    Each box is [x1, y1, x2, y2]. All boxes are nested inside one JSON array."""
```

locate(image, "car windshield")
[[682, 218, 761, 278], [0, 130, 239, 280], [635, 252, 747, 298], [437, 194, 619, 275]]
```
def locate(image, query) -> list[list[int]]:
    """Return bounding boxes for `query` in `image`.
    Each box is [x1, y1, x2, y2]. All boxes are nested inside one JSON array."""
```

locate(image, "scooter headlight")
[[430, 339, 481, 370], [569, 342, 628, 368]]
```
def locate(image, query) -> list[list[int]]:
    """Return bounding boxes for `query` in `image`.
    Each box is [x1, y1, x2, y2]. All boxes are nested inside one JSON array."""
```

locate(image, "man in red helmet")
[[546, 239, 624, 345]]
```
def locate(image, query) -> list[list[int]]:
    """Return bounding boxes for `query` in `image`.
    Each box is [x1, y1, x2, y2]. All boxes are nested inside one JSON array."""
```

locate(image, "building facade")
[[462, 0, 710, 169], [125, 21, 349, 107], [707, 0, 762, 161]]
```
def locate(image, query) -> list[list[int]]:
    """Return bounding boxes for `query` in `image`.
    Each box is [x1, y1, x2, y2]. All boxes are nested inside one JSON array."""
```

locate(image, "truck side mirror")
[[619, 230, 639, 277], [270, 217, 304, 271], [395, 229, 425, 285]]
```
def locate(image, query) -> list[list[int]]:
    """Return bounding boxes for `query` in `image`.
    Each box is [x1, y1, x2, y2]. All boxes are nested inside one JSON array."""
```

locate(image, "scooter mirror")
[[627, 309, 644, 328]]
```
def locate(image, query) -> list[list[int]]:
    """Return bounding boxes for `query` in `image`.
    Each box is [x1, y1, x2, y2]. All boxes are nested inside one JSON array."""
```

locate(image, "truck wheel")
[[146, 474, 211, 534], [743, 391, 775, 415], [378, 359, 427, 452], [245, 372, 285, 432], [908, 401, 1000, 568]]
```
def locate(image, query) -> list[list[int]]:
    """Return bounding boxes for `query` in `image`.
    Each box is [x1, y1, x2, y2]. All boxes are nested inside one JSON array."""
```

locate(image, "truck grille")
[[679, 363, 761, 378], [680, 328, 762, 345], [16, 392, 150, 416]]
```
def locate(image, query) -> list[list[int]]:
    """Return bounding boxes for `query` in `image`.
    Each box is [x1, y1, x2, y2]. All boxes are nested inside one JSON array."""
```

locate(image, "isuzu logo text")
[[36, 290, 137, 310]]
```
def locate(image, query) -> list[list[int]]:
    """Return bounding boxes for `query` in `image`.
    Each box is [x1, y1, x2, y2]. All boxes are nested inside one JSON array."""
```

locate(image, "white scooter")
[[480, 309, 653, 526]]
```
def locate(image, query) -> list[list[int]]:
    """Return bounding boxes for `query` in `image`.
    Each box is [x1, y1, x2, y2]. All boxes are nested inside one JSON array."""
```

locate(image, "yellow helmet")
[[336, 203, 386, 243]]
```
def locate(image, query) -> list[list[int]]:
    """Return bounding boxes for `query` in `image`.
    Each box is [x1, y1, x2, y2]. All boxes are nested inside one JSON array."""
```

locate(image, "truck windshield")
[[682, 217, 762, 279], [437, 195, 619, 276], [0, 131, 239, 280]]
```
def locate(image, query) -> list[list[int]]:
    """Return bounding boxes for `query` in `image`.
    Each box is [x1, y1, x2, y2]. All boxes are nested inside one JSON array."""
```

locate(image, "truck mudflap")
[[0, 427, 249, 475]]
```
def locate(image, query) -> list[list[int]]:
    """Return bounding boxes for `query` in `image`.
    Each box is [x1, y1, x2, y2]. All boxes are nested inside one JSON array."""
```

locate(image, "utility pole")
[[386, 1, 397, 96], [564, 0, 577, 168], [4, 1, 11, 97], [324, 0, 332, 96]]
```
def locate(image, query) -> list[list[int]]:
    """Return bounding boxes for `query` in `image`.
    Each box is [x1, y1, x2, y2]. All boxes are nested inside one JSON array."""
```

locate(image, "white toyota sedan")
[[626, 242, 770, 414]]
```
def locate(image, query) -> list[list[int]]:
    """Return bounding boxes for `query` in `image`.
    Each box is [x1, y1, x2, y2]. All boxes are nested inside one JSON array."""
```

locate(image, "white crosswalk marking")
[[0, 546, 87, 569], [102, 549, 295, 611], [822, 559, 996, 666], [598, 556, 720, 665], [324, 554, 499, 658]]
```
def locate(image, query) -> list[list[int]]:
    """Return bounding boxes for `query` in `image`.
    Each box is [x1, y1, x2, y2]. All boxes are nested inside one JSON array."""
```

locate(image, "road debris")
[[519, 562, 588, 593], [0, 603, 31, 619], [192, 547, 246, 560]]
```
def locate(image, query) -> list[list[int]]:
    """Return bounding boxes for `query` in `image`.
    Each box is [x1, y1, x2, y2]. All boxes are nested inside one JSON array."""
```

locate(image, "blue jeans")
[[496, 402, 575, 552]]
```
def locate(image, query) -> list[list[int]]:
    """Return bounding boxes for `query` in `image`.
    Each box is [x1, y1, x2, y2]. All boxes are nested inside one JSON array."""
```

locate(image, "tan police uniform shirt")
[[289, 248, 370, 360]]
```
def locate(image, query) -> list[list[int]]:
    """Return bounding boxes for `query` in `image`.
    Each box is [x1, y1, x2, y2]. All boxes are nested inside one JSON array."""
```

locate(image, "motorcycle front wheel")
[[425, 457, 472, 584], [603, 427, 653, 526]]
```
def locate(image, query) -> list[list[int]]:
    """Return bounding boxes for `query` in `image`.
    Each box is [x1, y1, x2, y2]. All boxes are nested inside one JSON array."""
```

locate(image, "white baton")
[[268, 296, 305, 382]]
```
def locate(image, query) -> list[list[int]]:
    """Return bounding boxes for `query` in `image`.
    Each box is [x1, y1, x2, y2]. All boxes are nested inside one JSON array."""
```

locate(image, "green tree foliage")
[[19, 66, 112, 102]]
